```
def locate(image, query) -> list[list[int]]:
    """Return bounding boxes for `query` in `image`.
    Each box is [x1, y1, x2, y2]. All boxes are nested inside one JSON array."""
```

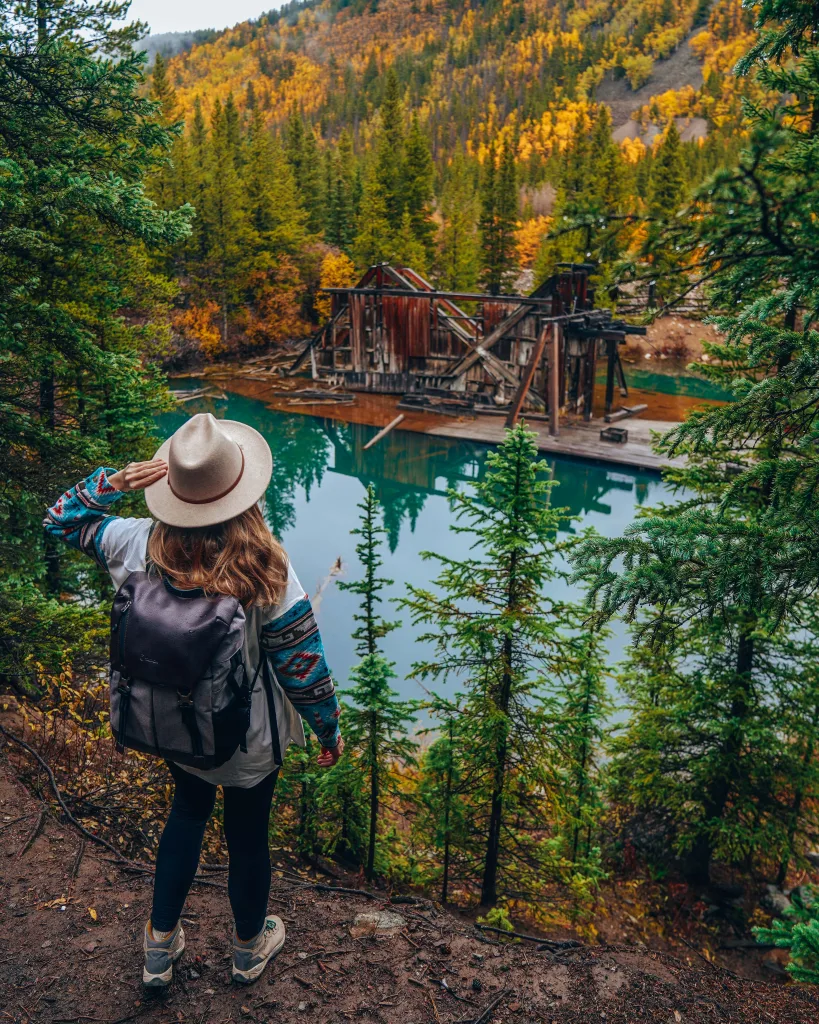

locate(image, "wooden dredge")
[[290, 263, 646, 435]]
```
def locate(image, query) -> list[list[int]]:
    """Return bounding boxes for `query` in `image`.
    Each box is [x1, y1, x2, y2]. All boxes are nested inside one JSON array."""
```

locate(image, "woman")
[[44, 413, 344, 988]]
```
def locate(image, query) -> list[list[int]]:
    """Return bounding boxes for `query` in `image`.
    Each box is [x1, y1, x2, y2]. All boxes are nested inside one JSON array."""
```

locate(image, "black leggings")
[[151, 762, 278, 941]]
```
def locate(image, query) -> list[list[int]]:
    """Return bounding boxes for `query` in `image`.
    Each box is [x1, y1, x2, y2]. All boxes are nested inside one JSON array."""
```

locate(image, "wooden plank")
[[604, 338, 617, 415], [505, 327, 549, 428], [583, 337, 597, 421], [362, 414, 406, 451], [604, 403, 648, 423]]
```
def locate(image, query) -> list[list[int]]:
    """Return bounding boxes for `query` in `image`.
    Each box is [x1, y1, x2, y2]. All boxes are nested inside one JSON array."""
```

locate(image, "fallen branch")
[[0, 723, 125, 862], [0, 812, 35, 834], [473, 923, 582, 949], [469, 989, 510, 1024]]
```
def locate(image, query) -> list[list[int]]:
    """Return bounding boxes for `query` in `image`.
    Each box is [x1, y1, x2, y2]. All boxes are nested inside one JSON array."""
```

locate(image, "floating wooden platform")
[[424, 415, 682, 473]]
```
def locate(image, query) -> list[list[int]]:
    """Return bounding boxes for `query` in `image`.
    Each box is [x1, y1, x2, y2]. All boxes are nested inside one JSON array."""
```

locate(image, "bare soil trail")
[[1, 761, 817, 1024]]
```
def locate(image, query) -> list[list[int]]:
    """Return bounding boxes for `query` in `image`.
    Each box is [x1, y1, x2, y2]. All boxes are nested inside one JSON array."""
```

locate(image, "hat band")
[[168, 448, 245, 505]]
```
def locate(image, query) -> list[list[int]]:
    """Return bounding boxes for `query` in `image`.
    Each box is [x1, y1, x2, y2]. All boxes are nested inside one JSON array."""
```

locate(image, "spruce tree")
[[375, 67, 405, 230], [352, 163, 393, 268], [480, 138, 519, 294], [575, 0, 819, 887], [413, 702, 470, 902], [338, 486, 416, 879], [402, 425, 574, 905], [0, 0, 190, 680], [437, 151, 480, 291], [403, 113, 436, 265]]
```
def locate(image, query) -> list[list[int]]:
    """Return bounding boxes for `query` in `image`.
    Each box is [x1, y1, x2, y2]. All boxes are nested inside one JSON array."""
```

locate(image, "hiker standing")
[[44, 413, 344, 987]]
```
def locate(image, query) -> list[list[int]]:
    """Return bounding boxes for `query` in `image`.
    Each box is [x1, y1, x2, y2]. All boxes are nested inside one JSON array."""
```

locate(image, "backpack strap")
[[260, 654, 283, 768], [177, 687, 206, 768]]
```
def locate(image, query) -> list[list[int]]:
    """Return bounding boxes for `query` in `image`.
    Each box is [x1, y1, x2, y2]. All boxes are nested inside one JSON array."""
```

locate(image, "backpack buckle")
[[177, 687, 194, 708]]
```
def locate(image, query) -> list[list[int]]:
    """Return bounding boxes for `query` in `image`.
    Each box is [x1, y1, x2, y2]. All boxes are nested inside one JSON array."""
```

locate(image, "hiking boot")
[[231, 914, 286, 984], [142, 921, 185, 989]]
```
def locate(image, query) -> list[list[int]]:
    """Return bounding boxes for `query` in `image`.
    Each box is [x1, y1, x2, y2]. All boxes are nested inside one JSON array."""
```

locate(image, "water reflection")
[[158, 389, 674, 697]]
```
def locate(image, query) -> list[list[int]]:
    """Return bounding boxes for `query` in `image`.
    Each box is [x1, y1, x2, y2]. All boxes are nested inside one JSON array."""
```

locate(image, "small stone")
[[509, 1002, 521, 1012], [41, 941, 52, 949], [83, 941, 98, 953], [188, 969, 200, 980], [298, 951, 309, 959], [298, 1001, 307, 1012], [350, 910, 406, 939]]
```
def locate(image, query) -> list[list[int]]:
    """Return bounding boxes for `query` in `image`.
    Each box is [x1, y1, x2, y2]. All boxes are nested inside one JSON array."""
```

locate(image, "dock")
[[425, 414, 681, 473]]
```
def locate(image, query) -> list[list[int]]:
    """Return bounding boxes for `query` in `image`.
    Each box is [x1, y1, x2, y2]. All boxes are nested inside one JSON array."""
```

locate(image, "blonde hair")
[[147, 504, 288, 608]]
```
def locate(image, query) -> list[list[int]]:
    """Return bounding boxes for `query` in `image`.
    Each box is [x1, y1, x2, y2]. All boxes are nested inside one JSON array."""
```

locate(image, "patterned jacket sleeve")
[[260, 598, 342, 750], [43, 467, 124, 568]]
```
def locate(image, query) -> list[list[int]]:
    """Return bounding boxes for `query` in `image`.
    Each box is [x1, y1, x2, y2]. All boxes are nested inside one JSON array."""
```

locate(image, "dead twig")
[[473, 923, 582, 949], [70, 838, 86, 880], [457, 990, 510, 1024], [16, 807, 47, 858], [0, 812, 34, 834]]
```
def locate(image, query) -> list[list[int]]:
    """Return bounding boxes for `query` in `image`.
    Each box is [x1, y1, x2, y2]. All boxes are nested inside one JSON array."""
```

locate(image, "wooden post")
[[549, 323, 560, 437], [605, 338, 616, 415], [505, 327, 549, 428], [583, 338, 597, 421], [362, 414, 406, 451]]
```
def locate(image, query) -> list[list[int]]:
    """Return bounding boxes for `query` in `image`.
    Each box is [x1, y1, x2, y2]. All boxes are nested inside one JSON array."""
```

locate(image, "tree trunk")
[[366, 710, 378, 880], [685, 630, 754, 885], [481, 630, 512, 906], [442, 719, 453, 904]]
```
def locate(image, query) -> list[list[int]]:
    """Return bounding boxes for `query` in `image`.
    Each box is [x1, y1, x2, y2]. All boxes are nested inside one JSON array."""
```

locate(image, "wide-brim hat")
[[145, 413, 273, 528]]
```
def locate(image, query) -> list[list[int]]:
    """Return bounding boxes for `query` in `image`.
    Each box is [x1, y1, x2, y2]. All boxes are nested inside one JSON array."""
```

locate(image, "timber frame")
[[290, 262, 645, 433]]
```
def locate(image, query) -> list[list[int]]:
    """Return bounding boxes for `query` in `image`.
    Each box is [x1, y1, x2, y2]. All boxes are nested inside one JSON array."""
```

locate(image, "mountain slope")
[[163, 0, 757, 163]]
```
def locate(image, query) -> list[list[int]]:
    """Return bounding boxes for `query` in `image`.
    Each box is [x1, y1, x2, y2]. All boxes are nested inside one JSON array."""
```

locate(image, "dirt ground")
[[2, 762, 817, 1024], [622, 317, 724, 364]]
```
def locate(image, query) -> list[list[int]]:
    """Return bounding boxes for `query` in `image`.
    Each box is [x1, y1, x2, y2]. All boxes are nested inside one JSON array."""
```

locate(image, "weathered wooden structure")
[[290, 263, 644, 433]]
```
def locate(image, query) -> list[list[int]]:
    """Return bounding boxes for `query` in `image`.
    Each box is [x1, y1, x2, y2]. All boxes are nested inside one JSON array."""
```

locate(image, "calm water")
[[159, 389, 677, 704]]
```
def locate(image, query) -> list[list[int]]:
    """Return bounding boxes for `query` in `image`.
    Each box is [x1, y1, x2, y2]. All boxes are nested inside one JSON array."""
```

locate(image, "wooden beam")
[[604, 338, 617, 415], [505, 327, 549, 428], [549, 323, 560, 437], [362, 414, 406, 450], [583, 338, 597, 421]]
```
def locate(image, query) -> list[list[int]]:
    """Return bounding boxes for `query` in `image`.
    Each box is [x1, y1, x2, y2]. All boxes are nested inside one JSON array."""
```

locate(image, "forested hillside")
[[147, 0, 760, 359]]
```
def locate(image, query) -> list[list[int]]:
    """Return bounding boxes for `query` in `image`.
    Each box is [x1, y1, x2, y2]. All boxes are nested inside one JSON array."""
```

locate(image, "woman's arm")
[[261, 597, 344, 765], [43, 460, 167, 568]]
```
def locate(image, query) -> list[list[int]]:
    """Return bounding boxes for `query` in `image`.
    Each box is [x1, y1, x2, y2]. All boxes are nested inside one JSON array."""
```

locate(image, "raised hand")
[[109, 459, 168, 493], [317, 735, 344, 768]]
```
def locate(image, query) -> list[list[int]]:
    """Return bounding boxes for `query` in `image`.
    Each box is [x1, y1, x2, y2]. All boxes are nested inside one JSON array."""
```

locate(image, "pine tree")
[[437, 151, 480, 291], [413, 700, 471, 902], [402, 425, 575, 905], [352, 162, 393, 268], [648, 122, 686, 223], [285, 110, 323, 233], [338, 486, 416, 879], [403, 113, 435, 264], [375, 67, 405, 230], [480, 139, 519, 294], [575, 0, 819, 887], [245, 109, 309, 257], [0, 0, 190, 680], [198, 98, 249, 347]]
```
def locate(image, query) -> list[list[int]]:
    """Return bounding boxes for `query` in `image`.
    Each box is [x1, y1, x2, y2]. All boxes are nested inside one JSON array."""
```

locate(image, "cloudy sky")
[[128, 0, 269, 35]]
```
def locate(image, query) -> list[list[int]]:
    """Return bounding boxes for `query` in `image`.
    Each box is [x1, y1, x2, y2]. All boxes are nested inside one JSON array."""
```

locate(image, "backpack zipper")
[[117, 599, 132, 671]]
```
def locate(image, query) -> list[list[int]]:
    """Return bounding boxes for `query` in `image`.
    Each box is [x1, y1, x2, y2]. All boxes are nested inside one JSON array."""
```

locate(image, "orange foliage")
[[516, 216, 551, 269], [240, 258, 311, 348], [173, 300, 224, 360]]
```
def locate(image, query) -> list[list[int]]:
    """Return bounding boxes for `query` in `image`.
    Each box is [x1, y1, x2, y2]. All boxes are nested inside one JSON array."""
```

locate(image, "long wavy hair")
[[147, 504, 288, 608]]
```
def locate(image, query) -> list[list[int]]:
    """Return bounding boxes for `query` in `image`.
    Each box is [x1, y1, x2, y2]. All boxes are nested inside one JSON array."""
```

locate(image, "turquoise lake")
[[159, 388, 677, 706]]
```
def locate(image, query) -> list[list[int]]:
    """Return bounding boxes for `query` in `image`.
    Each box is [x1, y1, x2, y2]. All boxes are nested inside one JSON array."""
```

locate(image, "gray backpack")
[[109, 570, 281, 770]]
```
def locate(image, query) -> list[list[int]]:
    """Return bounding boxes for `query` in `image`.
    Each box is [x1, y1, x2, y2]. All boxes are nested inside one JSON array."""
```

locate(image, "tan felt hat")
[[145, 413, 273, 528]]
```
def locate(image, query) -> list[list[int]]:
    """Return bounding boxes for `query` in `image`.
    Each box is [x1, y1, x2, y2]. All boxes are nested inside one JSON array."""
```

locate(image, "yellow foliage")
[[620, 136, 647, 164], [516, 216, 551, 269], [173, 300, 224, 360], [316, 251, 358, 321]]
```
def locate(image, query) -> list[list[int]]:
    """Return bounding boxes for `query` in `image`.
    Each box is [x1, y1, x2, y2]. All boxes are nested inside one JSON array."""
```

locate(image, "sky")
[[128, 0, 270, 36]]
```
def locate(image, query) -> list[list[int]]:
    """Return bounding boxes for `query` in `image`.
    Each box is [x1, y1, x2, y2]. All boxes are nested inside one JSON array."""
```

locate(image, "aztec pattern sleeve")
[[43, 467, 124, 569], [260, 598, 342, 750]]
